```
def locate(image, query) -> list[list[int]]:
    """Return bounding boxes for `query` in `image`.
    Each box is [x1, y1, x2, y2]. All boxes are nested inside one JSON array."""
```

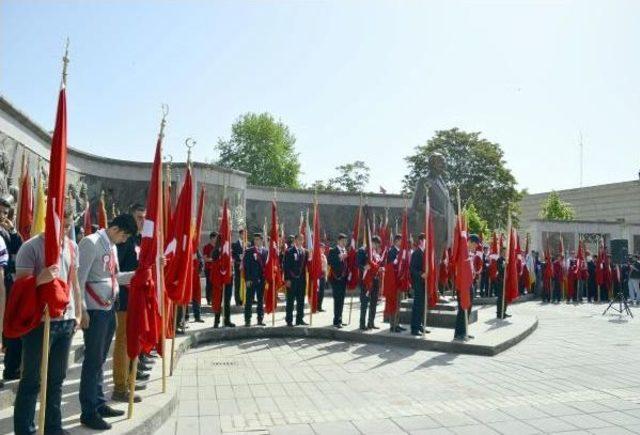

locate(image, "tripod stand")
[[603, 289, 633, 317]]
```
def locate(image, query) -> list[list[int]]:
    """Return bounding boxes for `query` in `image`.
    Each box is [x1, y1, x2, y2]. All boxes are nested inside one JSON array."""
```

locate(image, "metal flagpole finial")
[[185, 138, 196, 166], [159, 104, 169, 139], [61, 38, 70, 88]]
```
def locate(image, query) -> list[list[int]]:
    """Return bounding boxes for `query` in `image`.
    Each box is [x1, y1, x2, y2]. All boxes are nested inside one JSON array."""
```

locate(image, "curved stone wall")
[[0, 95, 246, 237], [0, 94, 415, 241]]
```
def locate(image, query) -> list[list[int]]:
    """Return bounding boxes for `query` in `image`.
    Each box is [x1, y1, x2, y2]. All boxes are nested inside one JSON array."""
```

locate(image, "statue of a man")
[[410, 152, 455, 258]]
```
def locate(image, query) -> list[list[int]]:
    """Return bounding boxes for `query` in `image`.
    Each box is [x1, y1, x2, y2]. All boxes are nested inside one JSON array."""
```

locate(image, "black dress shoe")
[[136, 370, 150, 381], [257, 321, 266, 326], [334, 324, 343, 329], [213, 322, 220, 329], [318, 308, 325, 312], [98, 405, 125, 417], [296, 321, 309, 326], [411, 330, 421, 336], [3, 371, 20, 381], [359, 326, 367, 331], [194, 319, 205, 323], [112, 391, 141, 403], [81, 414, 112, 430], [390, 327, 402, 333], [286, 323, 293, 327], [244, 322, 252, 327], [138, 363, 152, 372], [135, 383, 147, 391], [44, 429, 70, 435], [224, 322, 236, 328], [139, 355, 155, 365], [397, 325, 407, 331], [368, 325, 380, 330], [341, 323, 348, 326]]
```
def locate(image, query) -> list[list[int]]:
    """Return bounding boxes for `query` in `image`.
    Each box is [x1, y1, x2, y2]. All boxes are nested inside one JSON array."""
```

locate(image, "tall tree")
[[465, 204, 489, 239], [539, 191, 575, 221], [216, 112, 301, 188], [403, 128, 521, 229], [328, 160, 370, 192]]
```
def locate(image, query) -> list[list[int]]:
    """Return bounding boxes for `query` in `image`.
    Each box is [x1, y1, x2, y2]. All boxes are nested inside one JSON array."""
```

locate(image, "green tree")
[[539, 191, 575, 221], [309, 180, 335, 191], [465, 203, 489, 239], [216, 112, 301, 188], [403, 128, 521, 229], [328, 160, 370, 192]]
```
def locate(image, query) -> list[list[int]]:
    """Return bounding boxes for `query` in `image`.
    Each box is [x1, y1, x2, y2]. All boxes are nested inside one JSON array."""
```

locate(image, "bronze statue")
[[410, 152, 455, 258]]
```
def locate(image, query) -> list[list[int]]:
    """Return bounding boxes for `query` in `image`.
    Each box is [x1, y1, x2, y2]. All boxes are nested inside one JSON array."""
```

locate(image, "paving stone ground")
[[157, 301, 640, 435]]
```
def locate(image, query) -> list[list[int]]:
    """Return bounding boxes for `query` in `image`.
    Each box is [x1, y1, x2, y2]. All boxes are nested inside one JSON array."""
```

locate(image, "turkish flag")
[[210, 198, 231, 313], [165, 168, 194, 302], [98, 192, 108, 229], [426, 205, 438, 308], [127, 133, 163, 359], [264, 200, 284, 314], [309, 202, 322, 313], [454, 216, 472, 311], [396, 209, 411, 291], [505, 228, 519, 304], [39, 87, 70, 318], [191, 187, 205, 302], [346, 205, 361, 290], [83, 201, 92, 236], [17, 156, 33, 241]]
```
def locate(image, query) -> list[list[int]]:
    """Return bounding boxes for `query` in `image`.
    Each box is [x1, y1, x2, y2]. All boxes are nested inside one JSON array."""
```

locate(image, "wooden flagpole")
[[422, 185, 429, 338], [272, 189, 277, 326], [501, 211, 512, 319], [347, 194, 362, 325], [127, 356, 138, 418], [37, 306, 51, 435], [158, 106, 168, 392], [38, 39, 69, 435], [166, 154, 178, 376]]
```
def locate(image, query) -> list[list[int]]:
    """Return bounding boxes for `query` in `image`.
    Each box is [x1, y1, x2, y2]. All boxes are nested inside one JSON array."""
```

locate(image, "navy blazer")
[[243, 246, 268, 282]]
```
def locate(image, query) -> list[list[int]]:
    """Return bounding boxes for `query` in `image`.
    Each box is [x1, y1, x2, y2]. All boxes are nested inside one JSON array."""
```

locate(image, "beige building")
[[520, 181, 640, 255]]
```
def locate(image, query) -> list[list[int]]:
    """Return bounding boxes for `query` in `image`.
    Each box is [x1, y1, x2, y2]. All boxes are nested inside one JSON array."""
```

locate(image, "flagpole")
[[455, 188, 470, 339], [422, 185, 429, 338], [348, 194, 362, 325], [158, 106, 168, 392], [37, 39, 69, 435], [501, 211, 512, 320], [167, 157, 178, 376]]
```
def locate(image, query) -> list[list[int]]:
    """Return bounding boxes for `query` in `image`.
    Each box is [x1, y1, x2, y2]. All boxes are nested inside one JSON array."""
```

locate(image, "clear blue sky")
[[2, 0, 639, 194]]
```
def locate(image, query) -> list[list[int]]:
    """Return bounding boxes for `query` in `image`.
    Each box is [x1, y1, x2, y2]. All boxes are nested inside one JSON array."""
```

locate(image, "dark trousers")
[[233, 262, 242, 305], [587, 280, 597, 302], [14, 320, 75, 435], [480, 273, 490, 296], [205, 273, 212, 305], [185, 299, 201, 321], [331, 280, 346, 326], [3, 335, 22, 378], [79, 308, 117, 418], [285, 279, 305, 325], [318, 277, 326, 310], [244, 280, 265, 323], [411, 283, 425, 333], [359, 280, 379, 328], [496, 288, 507, 318], [553, 280, 562, 302], [454, 287, 472, 339], [214, 283, 233, 326]]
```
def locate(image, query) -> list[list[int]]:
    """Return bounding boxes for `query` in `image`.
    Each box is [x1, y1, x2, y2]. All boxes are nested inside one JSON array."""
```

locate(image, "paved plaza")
[[158, 301, 640, 435]]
